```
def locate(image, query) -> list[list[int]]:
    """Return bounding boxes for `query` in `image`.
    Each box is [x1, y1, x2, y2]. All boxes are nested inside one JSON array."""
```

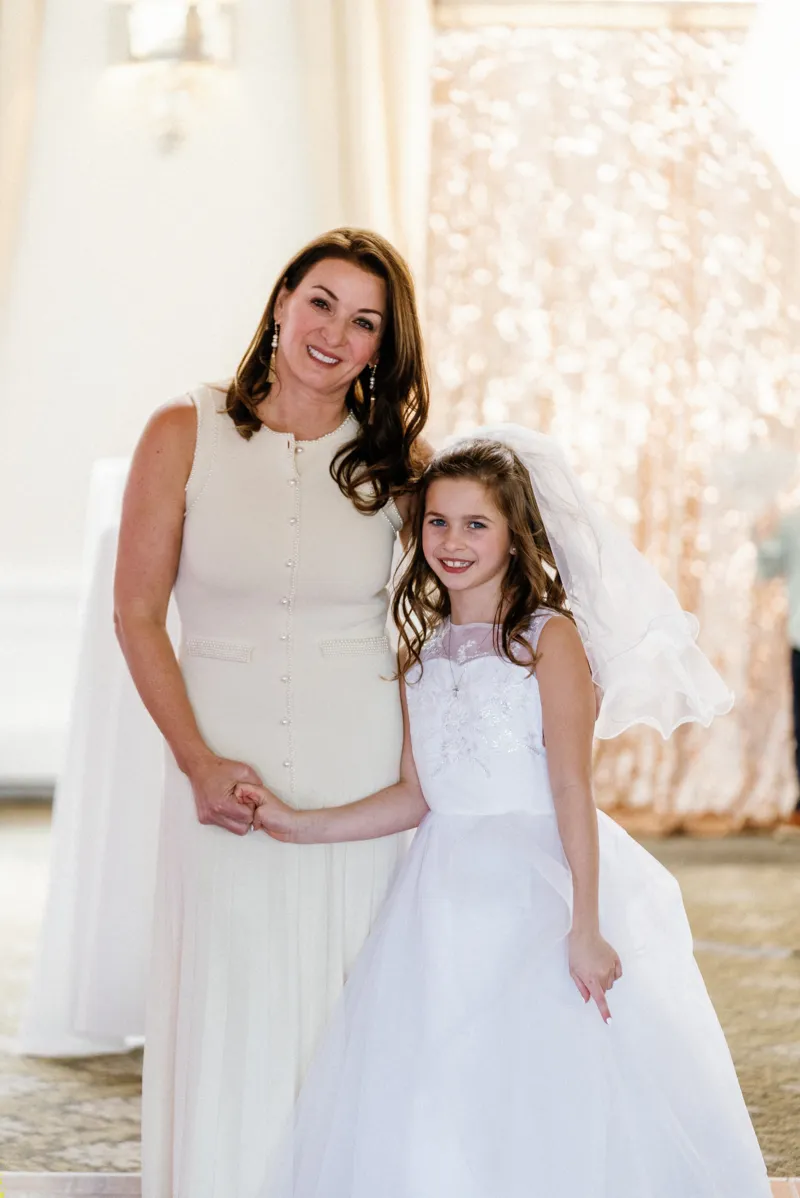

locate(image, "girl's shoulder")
[[527, 607, 572, 654], [526, 608, 584, 666]]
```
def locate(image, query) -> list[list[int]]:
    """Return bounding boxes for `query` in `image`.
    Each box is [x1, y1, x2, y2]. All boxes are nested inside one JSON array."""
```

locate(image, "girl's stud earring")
[[510, 546, 517, 555]]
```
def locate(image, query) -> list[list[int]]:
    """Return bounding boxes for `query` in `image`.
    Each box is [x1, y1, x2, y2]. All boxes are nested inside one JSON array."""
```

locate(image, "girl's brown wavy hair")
[[392, 439, 575, 675], [225, 228, 429, 513]]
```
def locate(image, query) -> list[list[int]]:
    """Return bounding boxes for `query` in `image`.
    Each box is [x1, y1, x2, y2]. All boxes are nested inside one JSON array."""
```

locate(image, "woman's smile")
[[306, 343, 343, 367]]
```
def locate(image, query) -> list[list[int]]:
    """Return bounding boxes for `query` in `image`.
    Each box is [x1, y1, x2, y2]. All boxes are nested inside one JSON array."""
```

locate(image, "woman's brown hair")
[[225, 228, 429, 513], [392, 439, 574, 675]]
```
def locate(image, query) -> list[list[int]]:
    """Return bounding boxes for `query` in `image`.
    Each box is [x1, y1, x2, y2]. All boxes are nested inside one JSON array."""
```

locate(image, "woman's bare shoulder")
[[145, 395, 196, 438], [132, 397, 197, 484]]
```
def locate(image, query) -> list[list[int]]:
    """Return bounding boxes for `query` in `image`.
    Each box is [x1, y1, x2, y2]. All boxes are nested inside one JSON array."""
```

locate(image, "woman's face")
[[273, 258, 386, 397]]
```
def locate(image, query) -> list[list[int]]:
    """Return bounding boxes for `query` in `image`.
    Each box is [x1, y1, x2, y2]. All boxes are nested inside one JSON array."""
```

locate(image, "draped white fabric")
[[17, 461, 173, 1056]]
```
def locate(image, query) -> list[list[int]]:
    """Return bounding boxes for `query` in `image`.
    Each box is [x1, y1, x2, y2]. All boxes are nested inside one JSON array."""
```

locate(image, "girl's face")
[[423, 477, 513, 602], [273, 259, 386, 397]]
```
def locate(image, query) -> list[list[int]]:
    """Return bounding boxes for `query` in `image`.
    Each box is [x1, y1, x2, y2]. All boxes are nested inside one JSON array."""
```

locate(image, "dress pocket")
[[183, 636, 254, 664], [319, 635, 391, 660]]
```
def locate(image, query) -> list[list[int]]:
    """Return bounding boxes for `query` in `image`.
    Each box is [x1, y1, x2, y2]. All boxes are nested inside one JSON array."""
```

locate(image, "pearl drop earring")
[[268, 323, 280, 384]]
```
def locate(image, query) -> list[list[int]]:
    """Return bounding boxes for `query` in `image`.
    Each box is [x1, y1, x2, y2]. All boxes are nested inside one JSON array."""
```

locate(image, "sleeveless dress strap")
[[528, 609, 564, 654], [381, 497, 404, 534], [185, 384, 222, 514]]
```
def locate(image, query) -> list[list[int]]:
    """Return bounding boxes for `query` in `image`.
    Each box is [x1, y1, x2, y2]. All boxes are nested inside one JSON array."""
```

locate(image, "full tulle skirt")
[[263, 809, 770, 1198]]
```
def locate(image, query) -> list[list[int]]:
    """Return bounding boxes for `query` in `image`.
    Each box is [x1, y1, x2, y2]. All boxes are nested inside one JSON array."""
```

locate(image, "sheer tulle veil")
[[444, 424, 733, 740]]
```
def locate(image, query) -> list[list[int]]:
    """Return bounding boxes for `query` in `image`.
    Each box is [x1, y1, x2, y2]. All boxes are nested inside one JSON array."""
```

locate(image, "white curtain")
[[0, 0, 45, 305], [294, 0, 433, 281], [727, 0, 800, 196]]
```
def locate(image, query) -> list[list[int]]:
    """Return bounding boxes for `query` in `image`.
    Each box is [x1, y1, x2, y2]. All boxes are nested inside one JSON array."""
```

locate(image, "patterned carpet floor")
[[1, 803, 799, 1175]]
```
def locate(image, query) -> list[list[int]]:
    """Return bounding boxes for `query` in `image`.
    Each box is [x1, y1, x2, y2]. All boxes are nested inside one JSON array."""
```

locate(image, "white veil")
[[446, 424, 733, 740]]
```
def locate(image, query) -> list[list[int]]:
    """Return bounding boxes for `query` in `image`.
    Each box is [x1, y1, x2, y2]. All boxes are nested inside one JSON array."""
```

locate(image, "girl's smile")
[[438, 557, 475, 574]]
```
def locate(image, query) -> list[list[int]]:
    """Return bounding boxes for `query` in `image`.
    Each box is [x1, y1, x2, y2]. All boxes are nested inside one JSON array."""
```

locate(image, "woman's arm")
[[242, 676, 428, 842], [114, 400, 260, 835], [535, 617, 621, 1021]]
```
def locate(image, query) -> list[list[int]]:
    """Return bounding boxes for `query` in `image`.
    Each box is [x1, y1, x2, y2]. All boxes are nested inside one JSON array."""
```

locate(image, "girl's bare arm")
[[242, 676, 428, 842], [536, 617, 621, 1020]]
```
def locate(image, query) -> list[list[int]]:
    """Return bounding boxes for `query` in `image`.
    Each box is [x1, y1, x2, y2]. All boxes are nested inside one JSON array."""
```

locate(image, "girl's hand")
[[568, 929, 622, 1024], [235, 782, 299, 842], [188, 754, 261, 836]]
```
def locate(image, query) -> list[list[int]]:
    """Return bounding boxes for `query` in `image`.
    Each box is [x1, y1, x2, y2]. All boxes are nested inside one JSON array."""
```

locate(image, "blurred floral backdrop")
[[427, 23, 800, 829]]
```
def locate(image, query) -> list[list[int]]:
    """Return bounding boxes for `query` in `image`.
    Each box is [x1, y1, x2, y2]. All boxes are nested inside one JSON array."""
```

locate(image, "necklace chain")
[[446, 621, 465, 698]]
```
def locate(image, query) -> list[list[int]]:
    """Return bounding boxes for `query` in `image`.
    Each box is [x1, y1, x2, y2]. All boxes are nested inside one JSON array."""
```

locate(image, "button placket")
[[281, 434, 302, 799]]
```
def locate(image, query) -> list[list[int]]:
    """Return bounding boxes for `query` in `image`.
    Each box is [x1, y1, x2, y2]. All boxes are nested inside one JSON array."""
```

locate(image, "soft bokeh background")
[[427, 15, 800, 827], [4, 0, 797, 827]]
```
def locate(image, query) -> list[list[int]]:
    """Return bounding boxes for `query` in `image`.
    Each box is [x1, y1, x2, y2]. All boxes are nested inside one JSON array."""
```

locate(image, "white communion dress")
[[141, 385, 407, 1198], [265, 613, 771, 1198]]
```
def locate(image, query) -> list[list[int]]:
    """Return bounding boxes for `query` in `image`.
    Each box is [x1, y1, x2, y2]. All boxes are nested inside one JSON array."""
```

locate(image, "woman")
[[114, 228, 430, 1198]]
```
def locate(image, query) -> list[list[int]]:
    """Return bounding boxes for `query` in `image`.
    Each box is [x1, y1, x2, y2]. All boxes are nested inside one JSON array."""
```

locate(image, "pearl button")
[[280, 675, 289, 683], [280, 597, 290, 606], [285, 560, 294, 568], [288, 479, 297, 487], [288, 517, 297, 525], [295, 446, 304, 454], [280, 717, 290, 726], [280, 633, 288, 641], [283, 760, 291, 768]]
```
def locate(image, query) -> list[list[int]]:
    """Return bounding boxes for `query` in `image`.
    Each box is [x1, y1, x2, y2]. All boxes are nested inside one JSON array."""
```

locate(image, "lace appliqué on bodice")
[[409, 616, 555, 778]]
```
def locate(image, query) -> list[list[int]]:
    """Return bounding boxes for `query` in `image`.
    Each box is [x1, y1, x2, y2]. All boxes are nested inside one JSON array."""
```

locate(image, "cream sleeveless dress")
[[140, 384, 406, 1198]]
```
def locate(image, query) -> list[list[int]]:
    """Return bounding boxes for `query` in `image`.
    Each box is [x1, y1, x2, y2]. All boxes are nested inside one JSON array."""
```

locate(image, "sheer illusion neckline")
[[428, 619, 503, 666], [424, 612, 552, 667]]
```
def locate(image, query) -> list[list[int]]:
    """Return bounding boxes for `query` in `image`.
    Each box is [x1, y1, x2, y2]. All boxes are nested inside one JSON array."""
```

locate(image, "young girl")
[[239, 430, 771, 1198]]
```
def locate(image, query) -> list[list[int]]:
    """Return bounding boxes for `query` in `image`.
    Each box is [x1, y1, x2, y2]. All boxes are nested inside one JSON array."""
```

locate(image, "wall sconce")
[[107, 1, 235, 151]]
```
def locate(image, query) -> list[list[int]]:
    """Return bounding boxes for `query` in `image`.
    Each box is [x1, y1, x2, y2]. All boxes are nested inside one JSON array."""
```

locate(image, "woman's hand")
[[188, 754, 262, 836], [568, 928, 622, 1024], [236, 783, 299, 842]]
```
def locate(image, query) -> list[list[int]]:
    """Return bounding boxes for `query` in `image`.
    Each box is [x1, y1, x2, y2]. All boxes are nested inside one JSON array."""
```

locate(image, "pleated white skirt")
[[140, 756, 405, 1198]]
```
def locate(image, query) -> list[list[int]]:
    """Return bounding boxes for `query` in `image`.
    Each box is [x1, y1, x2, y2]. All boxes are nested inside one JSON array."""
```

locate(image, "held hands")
[[235, 782, 299, 842], [188, 754, 263, 836], [568, 928, 623, 1024]]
